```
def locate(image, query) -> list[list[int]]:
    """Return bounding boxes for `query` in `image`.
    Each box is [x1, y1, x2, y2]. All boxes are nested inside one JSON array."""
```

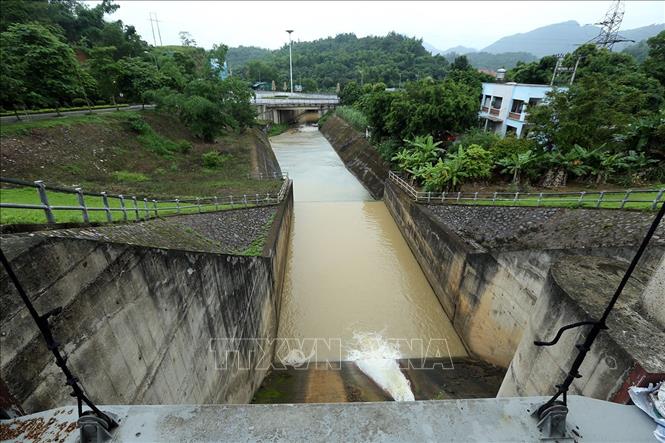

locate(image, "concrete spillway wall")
[[384, 179, 664, 400], [320, 116, 389, 199], [0, 185, 293, 414]]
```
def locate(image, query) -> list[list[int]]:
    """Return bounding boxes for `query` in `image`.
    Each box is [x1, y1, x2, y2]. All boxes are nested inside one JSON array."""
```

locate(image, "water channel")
[[252, 126, 477, 402]]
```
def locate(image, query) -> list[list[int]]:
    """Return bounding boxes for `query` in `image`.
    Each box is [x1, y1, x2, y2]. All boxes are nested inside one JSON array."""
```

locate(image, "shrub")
[[72, 98, 87, 107], [113, 171, 149, 182], [454, 129, 500, 150], [335, 106, 369, 132], [491, 135, 535, 160], [176, 139, 192, 154], [457, 144, 494, 180], [127, 113, 150, 133], [376, 138, 401, 162], [201, 150, 229, 168]]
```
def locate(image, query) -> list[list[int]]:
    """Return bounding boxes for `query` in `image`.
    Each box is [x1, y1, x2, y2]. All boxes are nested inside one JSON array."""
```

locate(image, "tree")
[[644, 31, 665, 86], [1, 23, 83, 109], [507, 56, 557, 84], [179, 31, 196, 47], [339, 81, 362, 105]]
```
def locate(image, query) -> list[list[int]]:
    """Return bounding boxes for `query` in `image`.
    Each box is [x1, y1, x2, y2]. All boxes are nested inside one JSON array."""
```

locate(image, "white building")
[[478, 82, 564, 138]]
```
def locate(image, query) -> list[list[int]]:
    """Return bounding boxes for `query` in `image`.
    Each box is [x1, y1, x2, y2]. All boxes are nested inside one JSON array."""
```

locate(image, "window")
[[506, 125, 517, 136], [528, 98, 542, 107], [491, 96, 503, 109], [483, 95, 491, 107], [510, 99, 524, 113]]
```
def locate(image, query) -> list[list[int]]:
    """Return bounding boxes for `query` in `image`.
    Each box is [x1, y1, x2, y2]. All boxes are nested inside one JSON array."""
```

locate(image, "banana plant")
[[497, 150, 536, 184]]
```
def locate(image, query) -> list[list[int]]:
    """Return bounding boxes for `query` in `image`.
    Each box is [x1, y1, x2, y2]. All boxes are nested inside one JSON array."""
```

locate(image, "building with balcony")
[[478, 82, 564, 138]]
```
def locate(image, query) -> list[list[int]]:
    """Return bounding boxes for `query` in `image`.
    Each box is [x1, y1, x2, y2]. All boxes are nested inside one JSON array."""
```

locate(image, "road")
[[0, 104, 154, 125]]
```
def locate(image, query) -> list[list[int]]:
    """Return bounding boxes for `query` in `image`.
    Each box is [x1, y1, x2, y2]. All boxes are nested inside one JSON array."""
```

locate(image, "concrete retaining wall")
[[499, 255, 665, 401], [0, 185, 293, 414], [320, 116, 389, 199], [384, 179, 664, 374]]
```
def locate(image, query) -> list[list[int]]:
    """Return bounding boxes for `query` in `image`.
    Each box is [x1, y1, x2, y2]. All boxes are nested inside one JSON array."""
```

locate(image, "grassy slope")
[[1, 111, 281, 224]]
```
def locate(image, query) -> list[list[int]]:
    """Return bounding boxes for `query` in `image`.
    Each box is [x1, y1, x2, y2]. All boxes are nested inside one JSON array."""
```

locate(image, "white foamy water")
[[347, 332, 415, 402]]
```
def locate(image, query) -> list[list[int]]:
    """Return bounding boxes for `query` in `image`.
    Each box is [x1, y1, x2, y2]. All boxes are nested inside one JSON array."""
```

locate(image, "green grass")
[[112, 171, 150, 182], [439, 189, 664, 211], [0, 187, 270, 225], [267, 123, 289, 137], [0, 114, 108, 137], [334, 106, 368, 132]]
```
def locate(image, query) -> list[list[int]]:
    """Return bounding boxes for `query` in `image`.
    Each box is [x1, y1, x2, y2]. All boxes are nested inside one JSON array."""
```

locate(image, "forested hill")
[[482, 21, 665, 57], [229, 33, 450, 90]]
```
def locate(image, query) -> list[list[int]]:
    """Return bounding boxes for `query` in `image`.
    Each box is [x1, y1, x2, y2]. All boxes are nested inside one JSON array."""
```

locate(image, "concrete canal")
[[253, 126, 499, 403]]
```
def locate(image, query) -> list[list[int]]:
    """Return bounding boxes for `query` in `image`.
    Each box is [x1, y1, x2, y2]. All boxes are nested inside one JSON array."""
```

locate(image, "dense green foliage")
[[1, 0, 256, 140], [230, 32, 450, 91], [446, 51, 538, 71], [334, 106, 368, 132]]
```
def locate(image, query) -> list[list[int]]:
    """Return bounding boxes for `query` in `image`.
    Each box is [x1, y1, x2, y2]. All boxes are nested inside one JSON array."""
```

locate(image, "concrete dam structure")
[[1, 119, 663, 441]]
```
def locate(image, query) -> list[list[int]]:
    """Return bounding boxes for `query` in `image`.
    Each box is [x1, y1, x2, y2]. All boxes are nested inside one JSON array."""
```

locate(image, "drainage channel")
[[254, 125, 502, 403]]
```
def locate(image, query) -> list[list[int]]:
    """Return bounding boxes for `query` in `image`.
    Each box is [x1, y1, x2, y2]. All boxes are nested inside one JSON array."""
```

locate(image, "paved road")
[[0, 104, 154, 125]]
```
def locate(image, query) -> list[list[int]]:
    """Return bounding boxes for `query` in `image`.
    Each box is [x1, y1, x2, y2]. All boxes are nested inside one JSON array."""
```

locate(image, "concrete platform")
[[0, 396, 656, 442]]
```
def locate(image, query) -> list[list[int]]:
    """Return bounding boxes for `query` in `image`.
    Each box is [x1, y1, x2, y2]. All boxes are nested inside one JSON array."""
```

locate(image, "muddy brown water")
[[270, 127, 466, 360], [257, 126, 499, 403]]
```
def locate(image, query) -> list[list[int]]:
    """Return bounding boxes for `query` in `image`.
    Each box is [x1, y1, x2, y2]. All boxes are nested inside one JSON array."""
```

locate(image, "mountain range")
[[427, 20, 664, 58]]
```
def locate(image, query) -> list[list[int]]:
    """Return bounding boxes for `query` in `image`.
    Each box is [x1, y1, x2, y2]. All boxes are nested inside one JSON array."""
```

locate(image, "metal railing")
[[388, 171, 665, 210], [0, 176, 291, 225], [247, 171, 289, 180]]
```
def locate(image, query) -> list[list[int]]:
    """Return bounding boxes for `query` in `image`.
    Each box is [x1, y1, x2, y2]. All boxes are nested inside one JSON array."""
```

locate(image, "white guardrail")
[[387, 171, 665, 210], [0, 174, 291, 224]]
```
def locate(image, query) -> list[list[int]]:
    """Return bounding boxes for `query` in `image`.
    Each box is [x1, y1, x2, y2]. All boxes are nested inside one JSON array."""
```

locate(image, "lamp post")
[[286, 30, 294, 93]]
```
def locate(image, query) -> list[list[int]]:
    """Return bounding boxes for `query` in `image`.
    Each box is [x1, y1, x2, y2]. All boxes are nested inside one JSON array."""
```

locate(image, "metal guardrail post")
[[652, 190, 665, 210], [196, 197, 201, 213], [493, 192, 498, 204], [441, 192, 446, 203], [513, 192, 519, 203], [152, 200, 158, 217], [456, 192, 461, 202], [75, 188, 89, 223], [266, 192, 270, 204], [34, 180, 55, 223], [427, 191, 431, 203], [577, 191, 586, 207], [243, 194, 248, 207], [596, 191, 605, 209], [230, 195, 234, 208], [537, 192, 543, 207], [119, 195, 128, 222], [175, 199, 180, 214], [143, 198, 150, 220], [473, 192, 478, 205], [101, 192, 112, 222], [620, 190, 632, 209], [214, 196, 219, 211], [132, 196, 139, 221]]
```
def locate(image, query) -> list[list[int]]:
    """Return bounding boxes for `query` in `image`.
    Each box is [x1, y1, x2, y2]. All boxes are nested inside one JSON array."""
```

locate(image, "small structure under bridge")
[[252, 91, 339, 124]]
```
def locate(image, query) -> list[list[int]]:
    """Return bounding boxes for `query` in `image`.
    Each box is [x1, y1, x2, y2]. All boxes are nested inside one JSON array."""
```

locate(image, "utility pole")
[[148, 13, 157, 46], [149, 13, 163, 46], [286, 30, 294, 93]]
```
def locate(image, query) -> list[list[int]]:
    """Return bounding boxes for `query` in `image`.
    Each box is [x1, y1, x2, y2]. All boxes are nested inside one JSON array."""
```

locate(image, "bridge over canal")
[[252, 91, 339, 124]]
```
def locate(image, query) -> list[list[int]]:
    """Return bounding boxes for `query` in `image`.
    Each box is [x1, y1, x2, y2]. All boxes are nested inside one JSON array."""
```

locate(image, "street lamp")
[[286, 30, 294, 93]]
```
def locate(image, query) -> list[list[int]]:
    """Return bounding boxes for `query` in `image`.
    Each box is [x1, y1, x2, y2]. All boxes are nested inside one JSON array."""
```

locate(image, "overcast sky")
[[92, 1, 664, 50]]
